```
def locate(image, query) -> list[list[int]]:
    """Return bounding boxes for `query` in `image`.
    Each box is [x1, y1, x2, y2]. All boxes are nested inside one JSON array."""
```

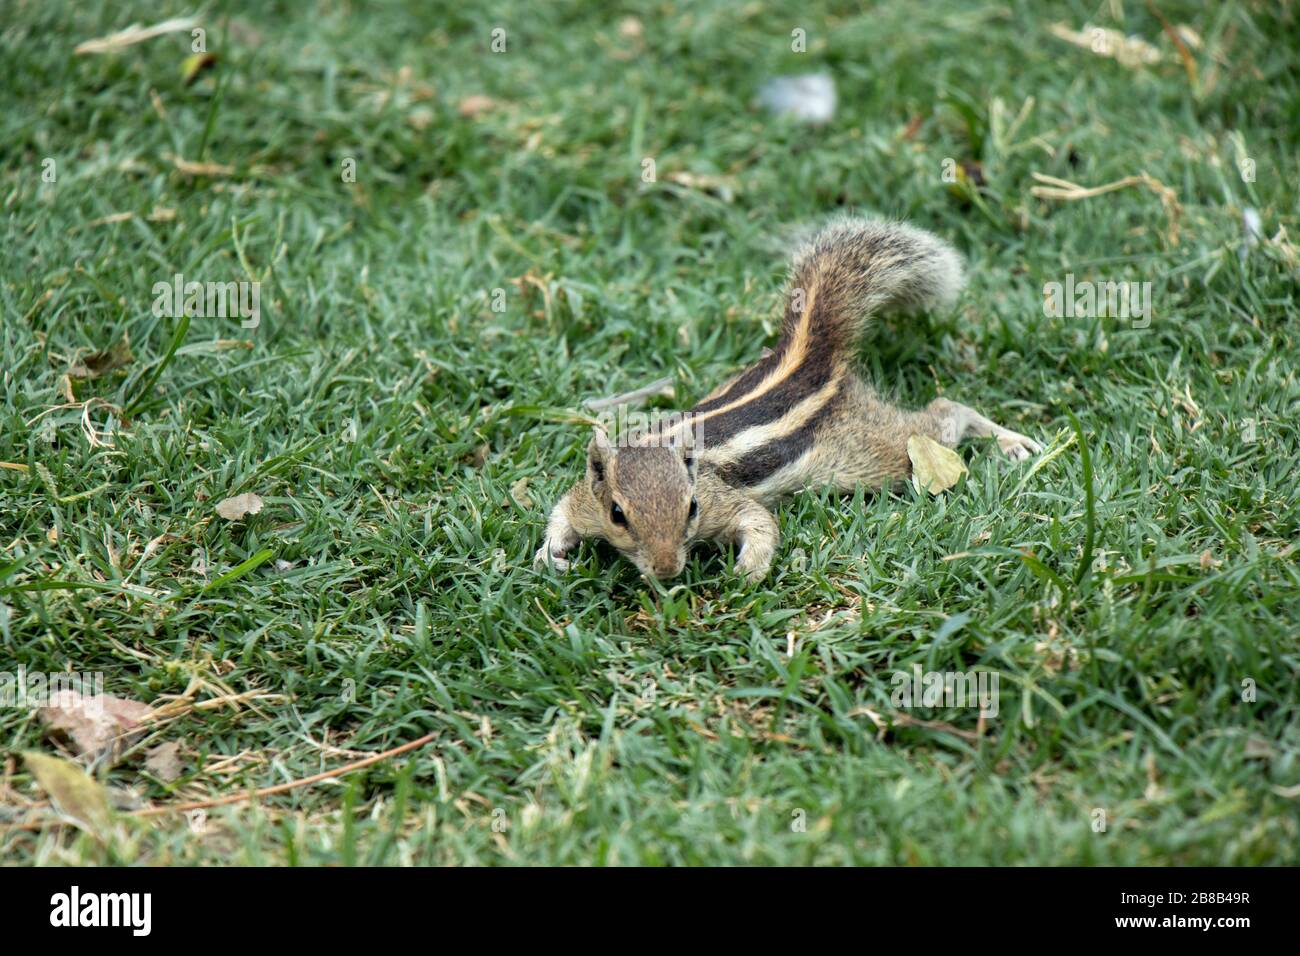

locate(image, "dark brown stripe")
[[691, 338, 790, 413], [713, 383, 843, 488], [695, 333, 836, 449], [689, 288, 813, 413], [690, 352, 779, 414]]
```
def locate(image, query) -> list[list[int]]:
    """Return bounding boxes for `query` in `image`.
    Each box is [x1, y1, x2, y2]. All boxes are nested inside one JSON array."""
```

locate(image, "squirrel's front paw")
[[533, 541, 571, 573], [736, 547, 773, 583]]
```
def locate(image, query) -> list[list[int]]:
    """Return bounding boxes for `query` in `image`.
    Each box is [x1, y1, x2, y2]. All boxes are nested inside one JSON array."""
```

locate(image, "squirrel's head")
[[586, 428, 699, 579]]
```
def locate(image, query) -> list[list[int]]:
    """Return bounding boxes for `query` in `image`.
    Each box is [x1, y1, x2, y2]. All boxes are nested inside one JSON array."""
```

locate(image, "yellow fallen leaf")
[[23, 751, 114, 836], [181, 52, 217, 85], [908, 434, 967, 494]]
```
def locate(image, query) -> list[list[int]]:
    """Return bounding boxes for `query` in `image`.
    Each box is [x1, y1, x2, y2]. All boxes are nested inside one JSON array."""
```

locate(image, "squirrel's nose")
[[651, 554, 682, 578]]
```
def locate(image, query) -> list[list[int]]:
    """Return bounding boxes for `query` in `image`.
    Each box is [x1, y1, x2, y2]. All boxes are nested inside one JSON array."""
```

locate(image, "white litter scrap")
[[758, 73, 836, 124], [1240, 207, 1263, 262]]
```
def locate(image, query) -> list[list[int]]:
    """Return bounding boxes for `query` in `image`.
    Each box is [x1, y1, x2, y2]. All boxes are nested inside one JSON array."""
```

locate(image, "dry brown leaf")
[[23, 751, 114, 835], [215, 492, 264, 520], [908, 434, 967, 494], [1243, 737, 1275, 760], [68, 337, 134, 379], [509, 477, 534, 510], [39, 690, 153, 761], [458, 95, 498, 118], [144, 741, 184, 782]]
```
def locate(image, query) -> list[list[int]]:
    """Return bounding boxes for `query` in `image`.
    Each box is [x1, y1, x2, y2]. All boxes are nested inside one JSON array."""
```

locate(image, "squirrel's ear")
[[669, 428, 698, 480], [587, 429, 613, 491], [678, 440, 697, 481]]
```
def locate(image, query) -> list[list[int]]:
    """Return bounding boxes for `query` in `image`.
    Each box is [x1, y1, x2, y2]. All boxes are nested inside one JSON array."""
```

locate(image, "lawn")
[[1, 0, 1297, 865]]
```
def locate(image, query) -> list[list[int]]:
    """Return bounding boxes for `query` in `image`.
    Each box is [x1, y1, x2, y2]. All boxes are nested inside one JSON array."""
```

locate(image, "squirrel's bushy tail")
[[781, 217, 965, 356]]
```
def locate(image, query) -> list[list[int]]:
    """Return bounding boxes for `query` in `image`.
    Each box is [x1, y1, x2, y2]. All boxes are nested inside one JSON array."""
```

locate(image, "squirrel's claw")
[[533, 541, 571, 572], [995, 429, 1041, 461]]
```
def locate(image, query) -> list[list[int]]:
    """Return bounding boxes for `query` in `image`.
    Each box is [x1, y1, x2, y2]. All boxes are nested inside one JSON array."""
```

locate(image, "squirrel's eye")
[[610, 503, 627, 527], [688, 498, 698, 519]]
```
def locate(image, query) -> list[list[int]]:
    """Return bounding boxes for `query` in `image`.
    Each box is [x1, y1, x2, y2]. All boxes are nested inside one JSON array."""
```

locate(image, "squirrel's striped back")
[[684, 218, 965, 490]]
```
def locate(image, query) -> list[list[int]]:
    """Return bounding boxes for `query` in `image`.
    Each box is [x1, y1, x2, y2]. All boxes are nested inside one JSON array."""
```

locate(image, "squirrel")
[[533, 217, 1042, 582]]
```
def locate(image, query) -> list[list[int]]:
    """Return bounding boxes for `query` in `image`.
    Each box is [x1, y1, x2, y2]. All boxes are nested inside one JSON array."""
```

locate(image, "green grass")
[[2, 0, 1298, 865]]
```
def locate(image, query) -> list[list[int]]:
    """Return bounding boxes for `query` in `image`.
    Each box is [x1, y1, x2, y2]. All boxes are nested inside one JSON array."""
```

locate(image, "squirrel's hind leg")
[[923, 398, 1042, 461], [811, 382, 1041, 493]]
